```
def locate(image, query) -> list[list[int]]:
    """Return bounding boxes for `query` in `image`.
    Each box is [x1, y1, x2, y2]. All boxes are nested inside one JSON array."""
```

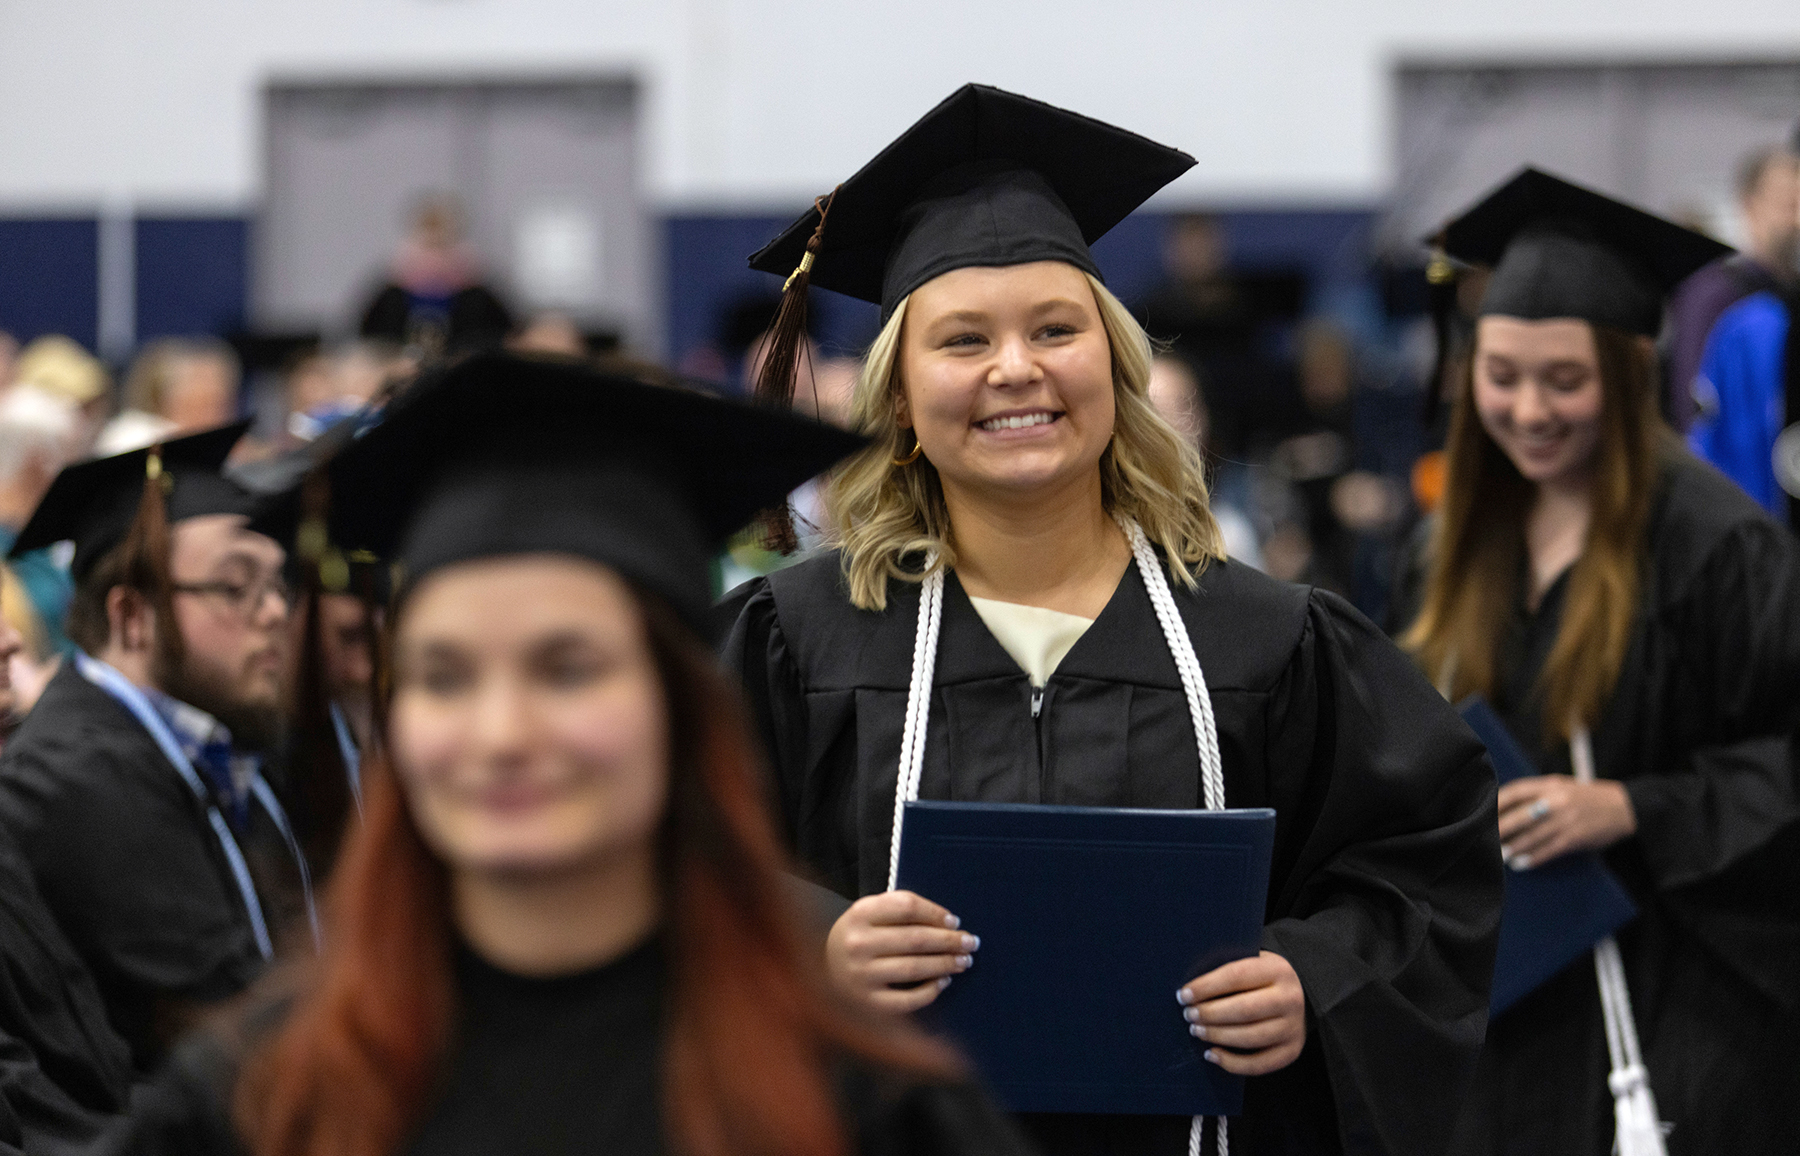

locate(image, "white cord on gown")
[[886, 559, 945, 893], [883, 520, 1230, 1155], [1570, 727, 1667, 1156], [1439, 656, 1666, 1155]]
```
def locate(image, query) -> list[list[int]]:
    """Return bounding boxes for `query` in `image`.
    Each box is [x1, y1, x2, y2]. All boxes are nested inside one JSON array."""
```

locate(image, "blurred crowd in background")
[[1, 122, 1799, 723]]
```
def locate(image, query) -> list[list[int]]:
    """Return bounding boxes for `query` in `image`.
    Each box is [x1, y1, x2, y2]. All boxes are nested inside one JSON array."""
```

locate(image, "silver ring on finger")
[[1528, 800, 1551, 822]]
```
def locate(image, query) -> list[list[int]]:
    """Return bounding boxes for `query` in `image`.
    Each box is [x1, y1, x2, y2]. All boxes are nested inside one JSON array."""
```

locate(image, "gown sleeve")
[[1255, 590, 1501, 1156], [0, 935, 131, 1156], [1621, 518, 1800, 890], [845, 1068, 1041, 1156], [719, 577, 813, 849], [91, 1033, 242, 1156], [0, 730, 264, 1066]]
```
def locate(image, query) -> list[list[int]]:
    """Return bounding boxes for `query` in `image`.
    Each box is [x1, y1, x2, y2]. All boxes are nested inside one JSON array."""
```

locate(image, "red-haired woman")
[[1402, 170, 1800, 1155], [100, 353, 1034, 1156]]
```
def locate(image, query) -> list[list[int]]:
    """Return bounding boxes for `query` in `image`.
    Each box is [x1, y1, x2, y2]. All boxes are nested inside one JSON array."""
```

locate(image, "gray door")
[[1383, 60, 1800, 256], [259, 77, 655, 351]]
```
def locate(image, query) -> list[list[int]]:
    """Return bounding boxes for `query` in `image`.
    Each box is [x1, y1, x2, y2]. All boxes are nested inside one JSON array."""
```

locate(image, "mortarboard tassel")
[[1421, 247, 1458, 430], [753, 186, 839, 410], [119, 445, 185, 662], [752, 188, 840, 554], [352, 550, 392, 760], [288, 468, 361, 873]]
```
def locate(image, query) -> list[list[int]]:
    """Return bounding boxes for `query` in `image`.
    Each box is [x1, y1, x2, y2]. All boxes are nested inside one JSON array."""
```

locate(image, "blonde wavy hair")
[[825, 271, 1224, 611]]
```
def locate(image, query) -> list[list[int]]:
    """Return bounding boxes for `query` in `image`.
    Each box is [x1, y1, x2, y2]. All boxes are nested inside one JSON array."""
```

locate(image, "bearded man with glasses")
[[0, 424, 314, 1077]]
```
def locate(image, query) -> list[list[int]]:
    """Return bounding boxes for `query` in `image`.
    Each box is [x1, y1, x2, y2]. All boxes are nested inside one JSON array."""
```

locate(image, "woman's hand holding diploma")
[[827, 891, 979, 1015], [1496, 774, 1636, 870], [1178, 951, 1307, 1075]]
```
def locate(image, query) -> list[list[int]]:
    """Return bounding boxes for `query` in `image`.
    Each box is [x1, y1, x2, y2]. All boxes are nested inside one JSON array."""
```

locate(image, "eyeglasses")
[[171, 573, 294, 621]]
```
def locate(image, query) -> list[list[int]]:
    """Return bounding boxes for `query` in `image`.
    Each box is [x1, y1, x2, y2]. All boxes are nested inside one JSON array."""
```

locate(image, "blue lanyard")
[[328, 702, 363, 813], [73, 654, 319, 958]]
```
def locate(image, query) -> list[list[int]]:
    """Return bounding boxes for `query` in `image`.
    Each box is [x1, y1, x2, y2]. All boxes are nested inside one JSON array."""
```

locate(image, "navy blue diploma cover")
[[1457, 698, 1637, 1015], [895, 800, 1277, 1116]]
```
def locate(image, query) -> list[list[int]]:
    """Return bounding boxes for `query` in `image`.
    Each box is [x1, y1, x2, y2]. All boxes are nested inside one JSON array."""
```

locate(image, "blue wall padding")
[[1, 207, 1374, 378], [135, 217, 250, 341], [0, 218, 100, 350]]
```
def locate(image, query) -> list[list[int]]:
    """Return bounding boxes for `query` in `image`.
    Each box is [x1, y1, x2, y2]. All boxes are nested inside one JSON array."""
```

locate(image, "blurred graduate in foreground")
[[101, 354, 1036, 1156]]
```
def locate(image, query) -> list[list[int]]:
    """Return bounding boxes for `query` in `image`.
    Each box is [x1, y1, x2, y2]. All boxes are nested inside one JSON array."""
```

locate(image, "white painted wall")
[[2, 0, 1800, 211]]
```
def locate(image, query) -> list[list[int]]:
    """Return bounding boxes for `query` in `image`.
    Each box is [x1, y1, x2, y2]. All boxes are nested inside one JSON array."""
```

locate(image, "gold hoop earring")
[[892, 431, 924, 466]]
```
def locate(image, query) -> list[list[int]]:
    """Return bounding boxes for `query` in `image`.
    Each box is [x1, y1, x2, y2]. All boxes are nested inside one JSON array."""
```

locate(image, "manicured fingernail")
[[1510, 854, 1532, 870], [937, 976, 952, 990], [1183, 1007, 1200, 1024], [1203, 1049, 1221, 1065], [1499, 844, 1512, 860], [956, 954, 973, 969], [1189, 1023, 1208, 1039], [1176, 988, 1196, 1006], [944, 914, 961, 930], [961, 934, 979, 952]]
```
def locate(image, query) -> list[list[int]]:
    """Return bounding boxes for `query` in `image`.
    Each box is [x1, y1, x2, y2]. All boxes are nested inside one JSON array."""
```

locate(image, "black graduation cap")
[[325, 352, 866, 634], [229, 413, 384, 593], [1434, 167, 1732, 337], [749, 84, 1195, 323], [9, 421, 256, 582], [226, 331, 323, 376]]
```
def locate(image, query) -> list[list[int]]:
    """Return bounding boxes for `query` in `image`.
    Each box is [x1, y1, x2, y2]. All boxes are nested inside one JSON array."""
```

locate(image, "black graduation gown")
[[1443, 454, 1800, 1156], [0, 826, 135, 1155], [0, 665, 305, 1073], [97, 937, 1039, 1156], [723, 552, 1503, 1156]]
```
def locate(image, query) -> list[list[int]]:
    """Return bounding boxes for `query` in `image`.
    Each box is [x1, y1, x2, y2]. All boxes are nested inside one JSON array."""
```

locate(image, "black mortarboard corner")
[[231, 412, 386, 598], [325, 352, 867, 639], [10, 422, 256, 582], [226, 331, 323, 376], [1434, 167, 1731, 337]]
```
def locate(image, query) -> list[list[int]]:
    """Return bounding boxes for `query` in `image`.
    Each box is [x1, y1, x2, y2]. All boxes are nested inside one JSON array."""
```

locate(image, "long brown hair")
[[237, 584, 958, 1156], [1402, 322, 1669, 741]]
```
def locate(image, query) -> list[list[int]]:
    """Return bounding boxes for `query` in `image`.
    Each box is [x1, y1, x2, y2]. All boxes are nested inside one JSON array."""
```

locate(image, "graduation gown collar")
[[867, 558, 1187, 694]]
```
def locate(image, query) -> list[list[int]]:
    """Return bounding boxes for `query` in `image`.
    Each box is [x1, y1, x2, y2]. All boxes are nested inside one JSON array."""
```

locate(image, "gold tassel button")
[[319, 548, 350, 594], [783, 250, 816, 293]]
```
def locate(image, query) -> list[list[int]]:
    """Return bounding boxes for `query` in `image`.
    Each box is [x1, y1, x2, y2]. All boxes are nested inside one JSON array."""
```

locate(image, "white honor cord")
[[1436, 658, 1664, 1156], [1570, 727, 1666, 1156], [883, 520, 1229, 1154], [1126, 520, 1226, 813], [885, 559, 944, 893]]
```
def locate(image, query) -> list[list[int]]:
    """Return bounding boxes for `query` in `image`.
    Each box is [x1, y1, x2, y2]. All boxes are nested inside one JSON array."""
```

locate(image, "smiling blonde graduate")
[[725, 84, 1503, 1156]]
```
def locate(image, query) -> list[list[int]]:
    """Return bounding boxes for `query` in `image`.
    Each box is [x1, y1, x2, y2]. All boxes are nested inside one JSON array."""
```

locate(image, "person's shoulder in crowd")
[[1695, 287, 1789, 403], [1673, 254, 1774, 318], [4, 660, 127, 748], [96, 998, 1035, 1156], [0, 662, 167, 805], [1707, 287, 1789, 352], [1649, 447, 1797, 602]]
